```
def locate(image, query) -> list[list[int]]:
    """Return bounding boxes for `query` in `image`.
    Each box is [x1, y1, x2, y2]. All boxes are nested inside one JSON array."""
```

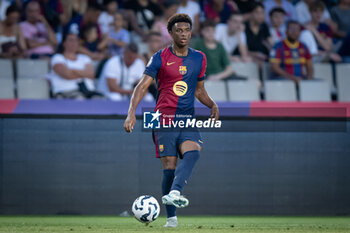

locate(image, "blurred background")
[[0, 0, 349, 216]]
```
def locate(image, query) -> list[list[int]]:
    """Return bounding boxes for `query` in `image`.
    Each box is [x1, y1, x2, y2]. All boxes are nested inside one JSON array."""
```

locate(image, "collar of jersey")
[[283, 39, 299, 49], [169, 46, 191, 58]]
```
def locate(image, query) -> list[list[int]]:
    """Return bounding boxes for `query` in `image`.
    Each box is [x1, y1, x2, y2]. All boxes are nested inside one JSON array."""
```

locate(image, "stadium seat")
[[231, 62, 259, 80], [313, 63, 334, 92], [0, 59, 14, 79], [227, 80, 261, 101], [0, 78, 15, 99], [16, 59, 49, 79], [264, 80, 297, 101], [261, 62, 270, 80], [17, 79, 50, 99], [204, 81, 227, 101], [299, 80, 331, 102], [336, 64, 350, 101]]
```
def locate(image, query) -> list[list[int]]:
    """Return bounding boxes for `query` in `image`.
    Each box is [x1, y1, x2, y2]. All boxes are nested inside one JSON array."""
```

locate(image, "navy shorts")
[[152, 129, 203, 158]]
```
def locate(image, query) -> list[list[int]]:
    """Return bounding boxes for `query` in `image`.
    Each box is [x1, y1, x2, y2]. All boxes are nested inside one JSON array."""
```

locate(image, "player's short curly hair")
[[167, 13, 192, 32]]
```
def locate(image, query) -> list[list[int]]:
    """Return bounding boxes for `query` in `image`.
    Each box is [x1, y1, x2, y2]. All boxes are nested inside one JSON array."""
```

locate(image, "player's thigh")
[[179, 140, 202, 155], [153, 130, 178, 158], [178, 129, 203, 155], [160, 156, 178, 170]]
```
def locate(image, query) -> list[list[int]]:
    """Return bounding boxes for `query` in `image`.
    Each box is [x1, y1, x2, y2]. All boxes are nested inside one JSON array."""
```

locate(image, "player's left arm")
[[195, 81, 219, 121]]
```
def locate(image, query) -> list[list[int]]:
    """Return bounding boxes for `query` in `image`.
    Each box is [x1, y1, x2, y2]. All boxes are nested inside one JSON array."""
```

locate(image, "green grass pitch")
[[0, 216, 349, 233]]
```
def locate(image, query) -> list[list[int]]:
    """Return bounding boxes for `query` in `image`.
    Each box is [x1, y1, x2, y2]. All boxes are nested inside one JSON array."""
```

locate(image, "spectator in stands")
[[204, 0, 236, 24], [20, 1, 57, 59], [270, 20, 313, 83], [152, 0, 179, 47], [264, 0, 296, 25], [269, 7, 286, 44], [98, 0, 118, 35], [49, 32, 101, 99], [295, 0, 335, 30], [192, 20, 234, 81], [338, 32, 350, 62], [0, 4, 26, 58], [64, 3, 102, 40], [62, 0, 88, 36], [141, 31, 163, 64], [306, 1, 342, 62], [215, 12, 250, 62], [107, 11, 130, 56], [97, 43, 148, 101], [245, 3, 273, 62], [141, 31, 161, 99], [331, 0, 350, 38], [0, 0, 11, 21], [268, 6, 319, 57], [80, 23, 109, 60], [37, 0, 67, 33], [177, 0, 201, 36], [80, 4, 102, 37], [124, 0, 162, 34], [233, 0, 256, 21]]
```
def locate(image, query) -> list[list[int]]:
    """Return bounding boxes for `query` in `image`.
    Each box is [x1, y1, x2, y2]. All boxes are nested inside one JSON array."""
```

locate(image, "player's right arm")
[[124, 74, 153, 133], [124, 50, 162, 133]]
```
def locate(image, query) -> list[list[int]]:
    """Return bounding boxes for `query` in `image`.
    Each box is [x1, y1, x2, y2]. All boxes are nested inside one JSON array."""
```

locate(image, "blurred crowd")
[[0, 0, 349, 99]]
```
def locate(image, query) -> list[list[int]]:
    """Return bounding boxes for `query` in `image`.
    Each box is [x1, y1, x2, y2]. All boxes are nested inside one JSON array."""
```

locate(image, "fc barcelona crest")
[[159, 144, 164, 152], [179, 66, 187, 75]]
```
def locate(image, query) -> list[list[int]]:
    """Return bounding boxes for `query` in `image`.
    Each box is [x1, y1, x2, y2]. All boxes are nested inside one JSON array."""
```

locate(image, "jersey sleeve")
[[144, 51, 162, 80], [198, 52, 207, 81], [269, 44, 282, 64]]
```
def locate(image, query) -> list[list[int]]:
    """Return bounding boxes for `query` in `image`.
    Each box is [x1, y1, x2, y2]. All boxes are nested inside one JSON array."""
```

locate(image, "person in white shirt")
[[296, 0, 337, 32], [296, 0, 329, 24], [49, 32, 99, 99], [215, 12, 251, 62], [98, 43, 150, 101], [269, 7, 286, 44], [98, 0, 118, 35], [177, 0, 200, 36]]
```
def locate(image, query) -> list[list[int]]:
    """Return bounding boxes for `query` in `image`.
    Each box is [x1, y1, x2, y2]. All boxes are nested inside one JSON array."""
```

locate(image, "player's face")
[[170, 22, 192, 48]]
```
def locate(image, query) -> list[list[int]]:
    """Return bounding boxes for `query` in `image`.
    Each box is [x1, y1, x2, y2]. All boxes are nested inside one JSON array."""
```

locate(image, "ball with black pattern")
[[132, 195, 160, 223]]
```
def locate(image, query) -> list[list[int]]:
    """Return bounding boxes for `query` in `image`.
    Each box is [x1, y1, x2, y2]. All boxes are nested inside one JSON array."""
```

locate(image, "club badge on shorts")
[[159, 145, 164, 152]]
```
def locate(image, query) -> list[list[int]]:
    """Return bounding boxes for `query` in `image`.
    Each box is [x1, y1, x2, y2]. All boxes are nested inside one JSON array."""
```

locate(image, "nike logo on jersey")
[[167, 62, 176, 66]]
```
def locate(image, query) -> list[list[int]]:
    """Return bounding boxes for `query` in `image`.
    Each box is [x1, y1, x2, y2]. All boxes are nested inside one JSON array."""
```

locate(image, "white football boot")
[[163, 216, 178, 228], [162, 190, 189, 208]]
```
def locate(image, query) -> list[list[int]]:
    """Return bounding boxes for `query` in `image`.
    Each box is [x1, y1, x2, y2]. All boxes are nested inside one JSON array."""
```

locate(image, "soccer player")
[[124, 13, 219, 227]]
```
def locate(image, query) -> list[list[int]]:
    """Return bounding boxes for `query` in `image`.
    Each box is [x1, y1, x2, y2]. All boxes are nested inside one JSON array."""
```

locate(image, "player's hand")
[[124, 114, 136, 133], [211, 104, 219, 121]]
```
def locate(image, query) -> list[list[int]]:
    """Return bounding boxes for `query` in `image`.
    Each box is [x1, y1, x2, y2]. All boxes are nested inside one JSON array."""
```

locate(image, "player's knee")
[[161, 156, 177, 170], [180, 140, 201, 154]]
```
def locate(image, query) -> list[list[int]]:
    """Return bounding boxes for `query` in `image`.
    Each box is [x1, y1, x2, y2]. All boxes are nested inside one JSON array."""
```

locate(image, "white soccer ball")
[[132, 195, 160, 223]]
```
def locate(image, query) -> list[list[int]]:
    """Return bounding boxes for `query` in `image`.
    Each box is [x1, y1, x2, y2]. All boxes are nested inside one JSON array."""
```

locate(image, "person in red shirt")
[[124, 14, 219, 228], [270, 20, 313, 83]]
